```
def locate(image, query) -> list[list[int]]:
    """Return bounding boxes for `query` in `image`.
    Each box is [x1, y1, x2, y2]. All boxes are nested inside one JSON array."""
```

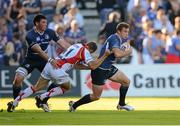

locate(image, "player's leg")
[[69, 67, 106, 112], [7, 76, 49, 112], [12, 72, 25, 99], [36, 61, 58, 104], [36, 66, 71, 112], [12, 58, 34, 99], [39, 82, 71, 101], [36, 82, 71, 112], [69, 84, 103, 112], [109, 66, 134, 111]]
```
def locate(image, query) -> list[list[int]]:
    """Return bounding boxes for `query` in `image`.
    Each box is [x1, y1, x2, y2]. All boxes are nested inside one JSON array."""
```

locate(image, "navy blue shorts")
[[20, 57, 46, 74], [91, 65, 118, 85]]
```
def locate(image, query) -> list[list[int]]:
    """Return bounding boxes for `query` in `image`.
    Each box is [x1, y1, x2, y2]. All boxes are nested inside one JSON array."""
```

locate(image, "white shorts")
[[41, 63, 70, 84]]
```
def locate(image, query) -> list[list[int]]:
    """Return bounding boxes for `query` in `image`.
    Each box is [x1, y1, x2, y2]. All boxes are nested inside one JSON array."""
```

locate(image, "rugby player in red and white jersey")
[[7, 42, 111, 112]]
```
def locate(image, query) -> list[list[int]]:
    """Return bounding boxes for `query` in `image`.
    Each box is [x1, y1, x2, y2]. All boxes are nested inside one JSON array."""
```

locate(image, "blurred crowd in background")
[[0, 0, 180, 66]]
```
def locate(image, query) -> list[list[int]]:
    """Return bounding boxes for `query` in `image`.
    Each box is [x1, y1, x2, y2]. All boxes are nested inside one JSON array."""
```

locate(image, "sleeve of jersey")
[[109, 37, 120, 50], [83, 49, 94, 64], [26, 35, 37, 48], [51, 30, 61, 42]]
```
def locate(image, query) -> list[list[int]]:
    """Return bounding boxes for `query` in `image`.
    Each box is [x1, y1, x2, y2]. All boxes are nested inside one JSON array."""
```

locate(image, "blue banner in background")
[[0, 66, 81, 97]]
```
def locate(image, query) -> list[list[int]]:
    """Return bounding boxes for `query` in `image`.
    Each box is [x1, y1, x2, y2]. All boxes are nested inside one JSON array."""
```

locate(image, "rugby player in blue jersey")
[[69, 22, 134, 111], [7, 14, 70, 112]]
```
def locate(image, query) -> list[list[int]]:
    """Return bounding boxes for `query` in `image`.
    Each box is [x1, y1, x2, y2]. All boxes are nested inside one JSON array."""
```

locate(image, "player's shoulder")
[[26, 28, 36, 39], [45, 28, 55, 34], [106, 34, 119, 43]]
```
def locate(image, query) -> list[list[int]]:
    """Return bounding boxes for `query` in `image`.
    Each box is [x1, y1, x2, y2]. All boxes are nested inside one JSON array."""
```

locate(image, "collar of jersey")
[[34, 27, 44, 35]]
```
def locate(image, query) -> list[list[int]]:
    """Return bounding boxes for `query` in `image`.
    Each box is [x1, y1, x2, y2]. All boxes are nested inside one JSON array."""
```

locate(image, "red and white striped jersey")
[[57, 43, 93, 71]]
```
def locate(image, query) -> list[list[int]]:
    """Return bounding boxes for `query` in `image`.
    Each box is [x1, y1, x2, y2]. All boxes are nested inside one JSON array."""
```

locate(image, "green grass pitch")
[[1, 97, 180, 125], [0, 110, 180, 125]]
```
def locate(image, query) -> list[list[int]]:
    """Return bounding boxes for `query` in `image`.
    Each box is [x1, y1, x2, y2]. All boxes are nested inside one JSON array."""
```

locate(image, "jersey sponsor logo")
[[39, 41, 49, 45], [36, 37, 40, 42], [25, 64, 30, 68], [45, 34, 49, 39]]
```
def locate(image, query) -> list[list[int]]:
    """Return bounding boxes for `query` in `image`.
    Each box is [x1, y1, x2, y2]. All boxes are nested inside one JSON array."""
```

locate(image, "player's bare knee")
[[60, 82, 71, 91], [33, 85, 40, 92], [125, 78, 131, 86], [13, 76, 24, 86], [90, 94, 100, 101]]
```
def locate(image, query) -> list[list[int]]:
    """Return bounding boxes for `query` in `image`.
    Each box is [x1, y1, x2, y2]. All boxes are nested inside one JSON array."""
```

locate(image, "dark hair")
[[87, 41, 97, 53], [116, 22, 130, 32], [177, 30, 180, 35], [153, 29, 162, 34], [157, 6, 164, 11], [33, 14, 47, 26]]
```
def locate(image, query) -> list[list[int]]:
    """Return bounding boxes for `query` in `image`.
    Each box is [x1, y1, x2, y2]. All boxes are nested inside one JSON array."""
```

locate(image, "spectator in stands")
[[0, 21, 11, 44], [63, 4, 84, 28], [55, 23, 66, 37], [142, 29, 165, 64], [17, 19, 27, 60], [56, 0, 76, 15], [0, 20, 9, 65], [48, 14, 63, 30], [127, 0, 149, 14], [96, 0, 117, 25], [116, 0, 128, 21], [98, 11, 121, 39], [128, 0, 147, 41], [48, 23, 66, 58], [22, 0, 41, 14], [161, 28, 172, 55], [41, 0, 57, 9], [153, 7, 174, 35], [167, 0, 180, 26], [147, 0, 160, 21], [0, 0, 10, 17], [3, 41, 15, 66], [64, 19, 86, 44], [174, 16, 180, 32], [5, 0, 23, 23], [4, 32, 23, 66], [166, 30, 180, 63], [17, 16, 27, 43]]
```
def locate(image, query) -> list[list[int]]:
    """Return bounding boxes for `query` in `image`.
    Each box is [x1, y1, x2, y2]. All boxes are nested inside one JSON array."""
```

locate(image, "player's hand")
[[50, 59, 59, 69], [125, 44, 131, 51], [105, 49, 111, 56]]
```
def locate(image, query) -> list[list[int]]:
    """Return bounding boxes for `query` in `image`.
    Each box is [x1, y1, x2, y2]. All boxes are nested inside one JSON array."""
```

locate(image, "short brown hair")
[[116, 22, 130, 31], [87, 41, 97, 53]]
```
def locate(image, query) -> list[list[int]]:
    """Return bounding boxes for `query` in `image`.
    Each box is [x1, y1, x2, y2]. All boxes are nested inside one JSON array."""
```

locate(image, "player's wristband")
[[48, 58, 54, 63]]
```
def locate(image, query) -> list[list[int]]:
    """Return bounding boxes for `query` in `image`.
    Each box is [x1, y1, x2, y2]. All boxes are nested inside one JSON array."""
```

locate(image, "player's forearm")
[[74, 64, 90, 70], [57, 39, 71, 49], [115, 49, 132, 58], [31, 44, 49, 62], [88, 54, 108, 70]]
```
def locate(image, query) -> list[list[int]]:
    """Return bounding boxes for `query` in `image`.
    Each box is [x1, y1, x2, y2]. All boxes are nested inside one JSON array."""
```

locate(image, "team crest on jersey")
[[45, 34, 49, 39], [25, 64, 30, 68], [36, 37, 40, 41]]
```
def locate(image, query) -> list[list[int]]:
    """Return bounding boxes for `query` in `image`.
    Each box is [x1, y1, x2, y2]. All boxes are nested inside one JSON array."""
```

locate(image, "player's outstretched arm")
[[57, 38, 71, 49], [31, 44, 59, 69], [88, 49, 111, 70]]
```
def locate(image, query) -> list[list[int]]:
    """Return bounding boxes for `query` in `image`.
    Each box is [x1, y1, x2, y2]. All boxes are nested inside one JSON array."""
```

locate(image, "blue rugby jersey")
[[25, 28, 60, 60], [98, 34, 128, 69]]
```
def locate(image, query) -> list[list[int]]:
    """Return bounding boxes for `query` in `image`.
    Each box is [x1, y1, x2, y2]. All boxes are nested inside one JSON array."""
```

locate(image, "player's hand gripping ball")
[[120, 43, 131, 51]]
